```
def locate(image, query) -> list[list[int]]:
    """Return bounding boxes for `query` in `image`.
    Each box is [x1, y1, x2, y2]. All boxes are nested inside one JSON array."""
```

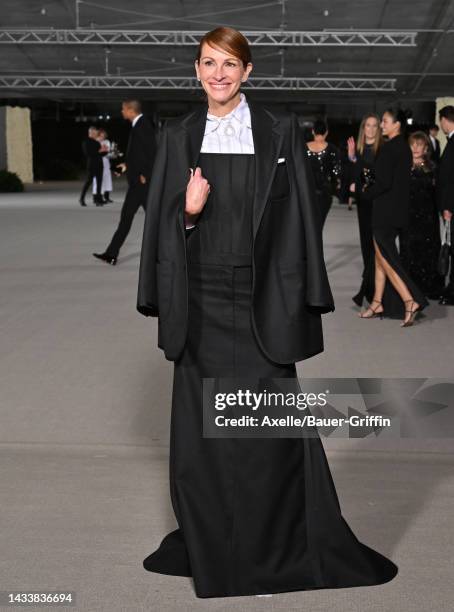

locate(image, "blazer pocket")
[[156, 261, 174, 320], [277, 262, 306, 321], [269, 162, 291, 201]]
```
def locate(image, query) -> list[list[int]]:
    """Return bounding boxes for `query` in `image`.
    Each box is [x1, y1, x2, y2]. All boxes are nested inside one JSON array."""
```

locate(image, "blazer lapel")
[[180, 96, 284, 239], [248, 99, 284, 238], [182, 101, 209, 169]]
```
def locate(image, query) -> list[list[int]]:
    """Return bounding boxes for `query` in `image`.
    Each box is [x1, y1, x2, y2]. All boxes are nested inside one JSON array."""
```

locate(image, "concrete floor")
[[1, 184, 453, 611]]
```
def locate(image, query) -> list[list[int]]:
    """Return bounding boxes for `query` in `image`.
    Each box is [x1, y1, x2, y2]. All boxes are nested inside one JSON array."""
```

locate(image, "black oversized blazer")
[[137, 97, 335, 364]]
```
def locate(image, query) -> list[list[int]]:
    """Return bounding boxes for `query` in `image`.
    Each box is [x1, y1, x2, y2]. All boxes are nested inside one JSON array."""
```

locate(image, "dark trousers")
[[105, 181, 148, 257], [443, 218, 454, 296], [80, 164, 103, 202]]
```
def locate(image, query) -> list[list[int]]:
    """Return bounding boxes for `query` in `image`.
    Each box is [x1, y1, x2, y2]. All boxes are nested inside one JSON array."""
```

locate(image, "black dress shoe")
[[93, 252, 117, 265], [439, 295, 454, 305], [94, 195, 105, 206], [79, 200, 87, 207]]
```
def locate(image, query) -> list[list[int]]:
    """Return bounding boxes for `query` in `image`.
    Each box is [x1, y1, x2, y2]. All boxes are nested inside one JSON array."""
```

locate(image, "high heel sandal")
[[358, 299, 384, 319], [401, 299, 421, 327]]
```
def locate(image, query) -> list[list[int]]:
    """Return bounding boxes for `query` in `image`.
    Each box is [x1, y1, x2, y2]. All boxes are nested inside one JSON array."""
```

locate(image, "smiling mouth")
[[208, 82, 232, 89]]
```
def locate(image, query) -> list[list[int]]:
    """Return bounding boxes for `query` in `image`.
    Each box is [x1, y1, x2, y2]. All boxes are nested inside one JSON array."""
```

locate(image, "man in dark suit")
[[80, 127, 105, 206], [437, 106, 454, 305], [93, 99, 156, 264], [429, 123, 441, 164]]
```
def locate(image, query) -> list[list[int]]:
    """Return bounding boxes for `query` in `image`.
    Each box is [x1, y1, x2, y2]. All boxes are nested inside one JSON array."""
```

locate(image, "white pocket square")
[[277, 157, 286, 164]]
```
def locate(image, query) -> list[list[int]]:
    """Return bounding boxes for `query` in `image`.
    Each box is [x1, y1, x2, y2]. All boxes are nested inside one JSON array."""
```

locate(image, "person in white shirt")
[[92, 128, 113, 203]]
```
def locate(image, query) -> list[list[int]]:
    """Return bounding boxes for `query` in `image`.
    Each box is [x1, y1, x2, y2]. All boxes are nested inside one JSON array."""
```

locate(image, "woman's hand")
[[185, 167, 211, 216], [347, 136, 356, 161]]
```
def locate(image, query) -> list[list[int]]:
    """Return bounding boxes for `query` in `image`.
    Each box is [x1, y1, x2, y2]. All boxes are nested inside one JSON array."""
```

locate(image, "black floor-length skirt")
[[373, 225, 429, 319], [353, 195, 375, 306], [143, 263, 398, 598]]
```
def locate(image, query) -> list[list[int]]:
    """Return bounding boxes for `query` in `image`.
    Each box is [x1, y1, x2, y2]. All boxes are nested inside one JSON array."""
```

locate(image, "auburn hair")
[[195, 27, 252, 68], [408, 130, 434, 168]]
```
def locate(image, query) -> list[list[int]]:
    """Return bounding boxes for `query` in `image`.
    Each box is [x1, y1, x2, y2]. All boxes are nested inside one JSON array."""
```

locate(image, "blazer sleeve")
[[290, 113, 335, 313], [362, 145, 393, 201], [136, 123, 168, 317]]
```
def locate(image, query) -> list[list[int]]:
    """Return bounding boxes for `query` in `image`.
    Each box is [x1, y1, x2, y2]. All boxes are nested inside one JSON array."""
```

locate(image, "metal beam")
[[0, 75, 396, 91], [0, 29, 417, 47]]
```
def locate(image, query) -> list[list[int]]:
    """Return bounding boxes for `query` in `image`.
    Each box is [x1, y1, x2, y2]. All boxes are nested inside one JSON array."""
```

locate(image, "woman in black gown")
[[306, 119, 342, 228], [347, 114, 383, 306], [359, 109, 429, 324], [138, 27, 398, 598], [399, 131, 444, 299]]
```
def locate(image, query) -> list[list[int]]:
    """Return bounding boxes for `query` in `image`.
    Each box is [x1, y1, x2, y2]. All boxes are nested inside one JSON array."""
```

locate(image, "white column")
[[0, 105, 34, 183]]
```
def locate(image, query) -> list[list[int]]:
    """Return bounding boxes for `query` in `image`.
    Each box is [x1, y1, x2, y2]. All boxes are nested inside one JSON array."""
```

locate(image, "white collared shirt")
[[200, 92, 254, 154], [132, 113, 143, 128], [186, 93, 254, 228]]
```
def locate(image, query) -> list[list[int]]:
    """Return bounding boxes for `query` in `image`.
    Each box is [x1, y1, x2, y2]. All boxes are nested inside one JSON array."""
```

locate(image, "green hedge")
[[0, 169, 24, 192]]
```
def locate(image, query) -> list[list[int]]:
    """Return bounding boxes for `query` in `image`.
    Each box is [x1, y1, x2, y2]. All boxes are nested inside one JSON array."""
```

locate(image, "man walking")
[[93, 100, 156, 264], [80, 126, 105, 206], [437, 105, 454, 305]]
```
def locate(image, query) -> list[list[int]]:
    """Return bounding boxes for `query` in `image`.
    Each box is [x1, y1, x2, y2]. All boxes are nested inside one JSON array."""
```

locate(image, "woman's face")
[[380, 112, 400, 137], [410, 139, 427, 160], [364, 117, 379, 141], [195, 42, 252, 106]]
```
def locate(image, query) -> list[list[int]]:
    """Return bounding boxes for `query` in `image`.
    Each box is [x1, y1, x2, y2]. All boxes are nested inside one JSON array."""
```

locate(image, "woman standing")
[[92, 128, 113, 203], [347, 114, 383, 306], [306, 119, 342, 228], [400, 131, 444, 299], [359, 109, 429, 324], [137, 27, 398, 598]]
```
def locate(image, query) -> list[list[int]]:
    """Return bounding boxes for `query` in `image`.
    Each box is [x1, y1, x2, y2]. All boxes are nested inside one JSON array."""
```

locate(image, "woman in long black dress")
[[399, 131, 444, 299], [138, 27, 398, 598], [347, 114, 383, 306], [359, 109, 429, 324], [306, 119, 342, 228]]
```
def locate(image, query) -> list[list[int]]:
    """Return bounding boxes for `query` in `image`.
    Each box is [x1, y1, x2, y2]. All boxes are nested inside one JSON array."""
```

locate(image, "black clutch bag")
[[438, 219, 451, 277]]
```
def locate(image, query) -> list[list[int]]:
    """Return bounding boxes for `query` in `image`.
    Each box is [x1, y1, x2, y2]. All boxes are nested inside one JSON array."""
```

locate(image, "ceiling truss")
[[0, 75, 396, 91], [0, 29, 418, 47]]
